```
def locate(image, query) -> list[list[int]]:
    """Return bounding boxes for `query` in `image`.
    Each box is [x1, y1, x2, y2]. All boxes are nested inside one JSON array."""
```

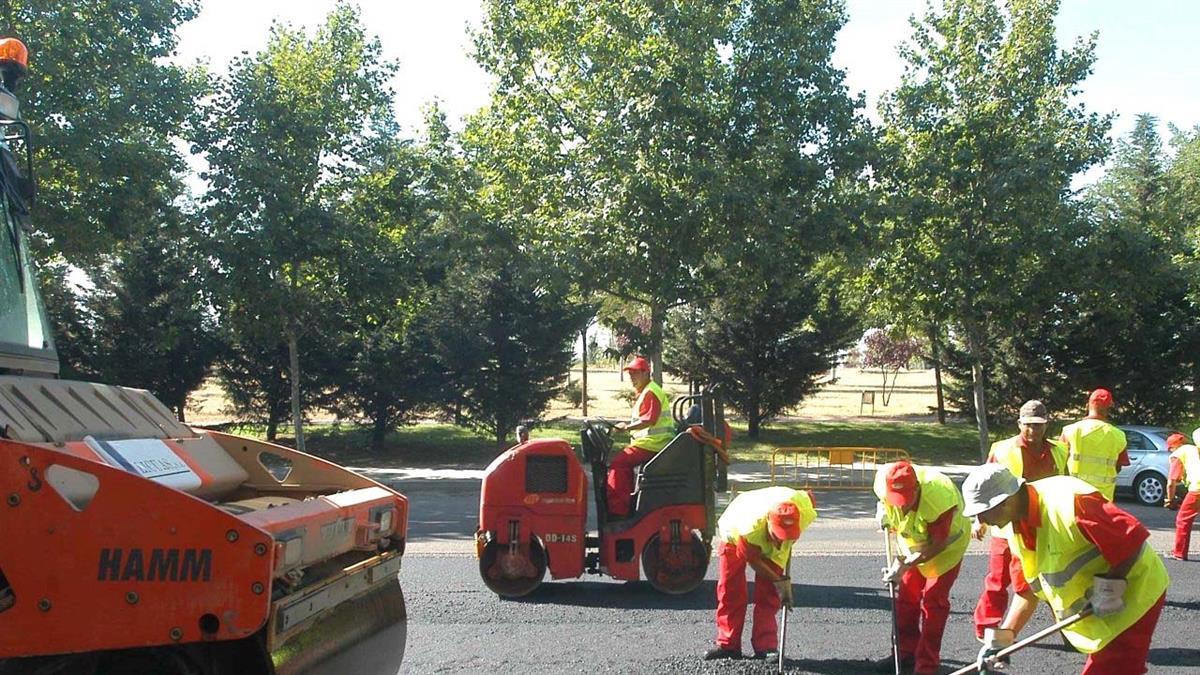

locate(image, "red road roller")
[[476, 387, 729, 597]]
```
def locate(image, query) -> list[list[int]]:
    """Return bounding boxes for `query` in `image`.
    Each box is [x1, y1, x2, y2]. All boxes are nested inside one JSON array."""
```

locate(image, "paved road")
[[397, 554, 1200, 674], [359, 462, 1200, 673]]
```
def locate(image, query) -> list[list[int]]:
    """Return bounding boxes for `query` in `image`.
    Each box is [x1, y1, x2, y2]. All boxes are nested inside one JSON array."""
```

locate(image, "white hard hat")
[[961, 464, 1025, 518], [1193, 427, 1200, 448]]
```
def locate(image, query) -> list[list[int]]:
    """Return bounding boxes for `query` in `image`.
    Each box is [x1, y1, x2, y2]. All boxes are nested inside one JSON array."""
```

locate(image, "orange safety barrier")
[[770, 447, 911, 490]]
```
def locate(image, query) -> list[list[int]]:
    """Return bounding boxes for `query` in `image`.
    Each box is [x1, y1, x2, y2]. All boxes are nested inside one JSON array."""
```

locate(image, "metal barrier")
[[770, 447, 911, 490]]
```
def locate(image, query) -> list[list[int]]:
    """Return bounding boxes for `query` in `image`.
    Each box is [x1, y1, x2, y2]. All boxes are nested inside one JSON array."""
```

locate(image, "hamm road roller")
[[476, 386, 729, 597], [0, 39, 407, 675]]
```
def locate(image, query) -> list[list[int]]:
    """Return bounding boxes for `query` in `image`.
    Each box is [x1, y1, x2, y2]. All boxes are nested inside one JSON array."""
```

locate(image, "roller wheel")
[[480, 538, 547, 598], [642, 532, 710, 595]]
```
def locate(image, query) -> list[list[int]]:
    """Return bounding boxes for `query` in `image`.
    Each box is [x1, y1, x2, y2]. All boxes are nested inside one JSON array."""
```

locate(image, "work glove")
[[1091, 576, 1127, 617], [881, 559, 906, 585], [1164, 498, 1178, 510], [773, 577, 794, 609], [875, 502, 889, 531], [975, 628, 1014, 673]]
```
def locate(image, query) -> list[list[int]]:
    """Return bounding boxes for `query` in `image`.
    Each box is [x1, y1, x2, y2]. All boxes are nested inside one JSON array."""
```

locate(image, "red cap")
[[1167, 433, 1187, 449], [1088, 388, 1113, 408], [768, 501, 803, 541], [884, 461, 918, 509], [623, 356, 651, 373]]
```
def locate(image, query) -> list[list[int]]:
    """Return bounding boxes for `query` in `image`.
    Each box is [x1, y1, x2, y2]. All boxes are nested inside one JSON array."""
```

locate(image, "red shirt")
[[988, 435, 1061, 481], [1169, 456, 1184, 482], [635, 387, 662, 425], [1010, 484, 1149, 587]]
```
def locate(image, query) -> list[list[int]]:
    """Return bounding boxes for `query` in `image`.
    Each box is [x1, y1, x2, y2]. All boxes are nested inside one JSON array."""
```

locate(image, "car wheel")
[[1134, 471, 1166, 506]]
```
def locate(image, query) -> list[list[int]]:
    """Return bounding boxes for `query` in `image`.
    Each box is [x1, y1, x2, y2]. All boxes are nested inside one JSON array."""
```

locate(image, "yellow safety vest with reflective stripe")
[[1171, 444, 1200, 493], [873, 465, 970, 577], [1062, 418, 1125, 500], [1009, 476, 1169, 654], [629, 381, 674, 452], [990, 436, 1068, 479], [717, 486, 817, 570]]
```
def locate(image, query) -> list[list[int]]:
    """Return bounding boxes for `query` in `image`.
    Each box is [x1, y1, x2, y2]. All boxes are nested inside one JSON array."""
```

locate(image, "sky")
[[174, 0, 1200, 163]]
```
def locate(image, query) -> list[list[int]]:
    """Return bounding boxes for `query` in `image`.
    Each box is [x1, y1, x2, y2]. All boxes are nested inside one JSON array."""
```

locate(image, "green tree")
[[0, 0, 203, 263], [319, 136, 442, 452], [88, 222, 217, 420], [939, 116, 1200, 425], [874, 0, 1109, 459], [667, 276, 855, 437], [198, 6, 396, 451], [473, 0, 869, 385], [428, 261, 587, 445]]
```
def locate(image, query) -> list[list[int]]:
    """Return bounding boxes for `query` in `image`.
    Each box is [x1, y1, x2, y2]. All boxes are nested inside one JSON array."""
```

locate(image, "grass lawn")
[[726, 419, 991, 465], [231, 417, 1002, 468]]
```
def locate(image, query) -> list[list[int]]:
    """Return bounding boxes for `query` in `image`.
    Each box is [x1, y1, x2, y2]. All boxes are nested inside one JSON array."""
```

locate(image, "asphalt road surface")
[[397, 554, 1199, 674], [371, 464, 1200, 674]]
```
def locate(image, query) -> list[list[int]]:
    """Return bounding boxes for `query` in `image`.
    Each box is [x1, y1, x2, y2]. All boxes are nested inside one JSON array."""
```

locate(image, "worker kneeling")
[[962, 464, 1169, 675], [874, 460, 970, 675], [704, 486, 817, 661]]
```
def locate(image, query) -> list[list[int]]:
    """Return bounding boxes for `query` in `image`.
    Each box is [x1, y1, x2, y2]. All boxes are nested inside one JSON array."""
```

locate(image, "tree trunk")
[[650, 302, 665, 386], [928, 324, 946, 424], [967, 331, 989, 462], [748, 409, 760, 439], [266, 411, 279, 442], [371, 413, 388, 453], [286, 322, 306, 453], [580, 328, 589, 417], [176, 403, 186, 423]]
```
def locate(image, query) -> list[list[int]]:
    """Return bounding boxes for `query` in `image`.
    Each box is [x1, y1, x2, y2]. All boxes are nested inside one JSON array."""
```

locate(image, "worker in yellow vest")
[[962, 464, 1169, 675], [705, 486, 817, 661], [972, 400, 1068, 639], [607, 356, 674, 517], [1061, 388, 1129, 500], [1165, 430, 1200, 561], [873, 461, 970, 675]]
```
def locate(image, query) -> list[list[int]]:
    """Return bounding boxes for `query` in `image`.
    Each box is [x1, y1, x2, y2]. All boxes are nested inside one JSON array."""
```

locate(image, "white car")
[[1115, 425, 1182, 506]]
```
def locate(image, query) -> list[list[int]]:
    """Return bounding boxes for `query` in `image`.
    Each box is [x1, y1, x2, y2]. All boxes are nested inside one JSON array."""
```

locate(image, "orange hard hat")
[[768, 501, 802, 541], [623, 356, 651, 373]]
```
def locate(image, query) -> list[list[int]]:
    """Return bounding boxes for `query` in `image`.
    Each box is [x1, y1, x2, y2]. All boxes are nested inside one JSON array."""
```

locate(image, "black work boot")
[[873, 653, 915, 674], [703, 646, 742, 660], [753, 649, 779, 661]]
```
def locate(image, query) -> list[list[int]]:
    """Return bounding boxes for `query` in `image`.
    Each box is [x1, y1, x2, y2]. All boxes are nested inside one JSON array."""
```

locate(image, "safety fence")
[[770, 447, 911, 491]]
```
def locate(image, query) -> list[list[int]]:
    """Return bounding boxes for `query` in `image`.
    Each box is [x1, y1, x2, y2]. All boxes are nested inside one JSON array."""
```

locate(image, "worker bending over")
[[962, 464, 1168, 675], [607, 356, 673, 518], [973, 400, 1067, 639], [1061, 388, 1128, 500], [874, 461, 969, 675], [1165, 429, 1200, 561], [705, 486, 817, 662]]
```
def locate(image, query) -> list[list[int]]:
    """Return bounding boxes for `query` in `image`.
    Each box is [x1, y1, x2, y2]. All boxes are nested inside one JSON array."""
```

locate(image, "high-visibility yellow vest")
[[1171, 444, 1200, 493], [1062, 418, 1126, 500], [990, 436, 1068, 479], [873, 465, 970, 577], [1010, 476, 1169, 654], [717, 486, 818, 570], [629, 381, 674, 452]]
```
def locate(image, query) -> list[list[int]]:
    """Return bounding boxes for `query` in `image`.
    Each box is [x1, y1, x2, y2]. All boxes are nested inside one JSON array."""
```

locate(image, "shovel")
[[946, 607, 1093, 675]]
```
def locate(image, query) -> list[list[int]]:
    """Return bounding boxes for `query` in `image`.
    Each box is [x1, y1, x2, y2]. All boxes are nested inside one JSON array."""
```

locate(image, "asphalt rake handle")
[[946, 607, 1094, 675], [779, 554, 792, 674], [884, 529, 901, 675]]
